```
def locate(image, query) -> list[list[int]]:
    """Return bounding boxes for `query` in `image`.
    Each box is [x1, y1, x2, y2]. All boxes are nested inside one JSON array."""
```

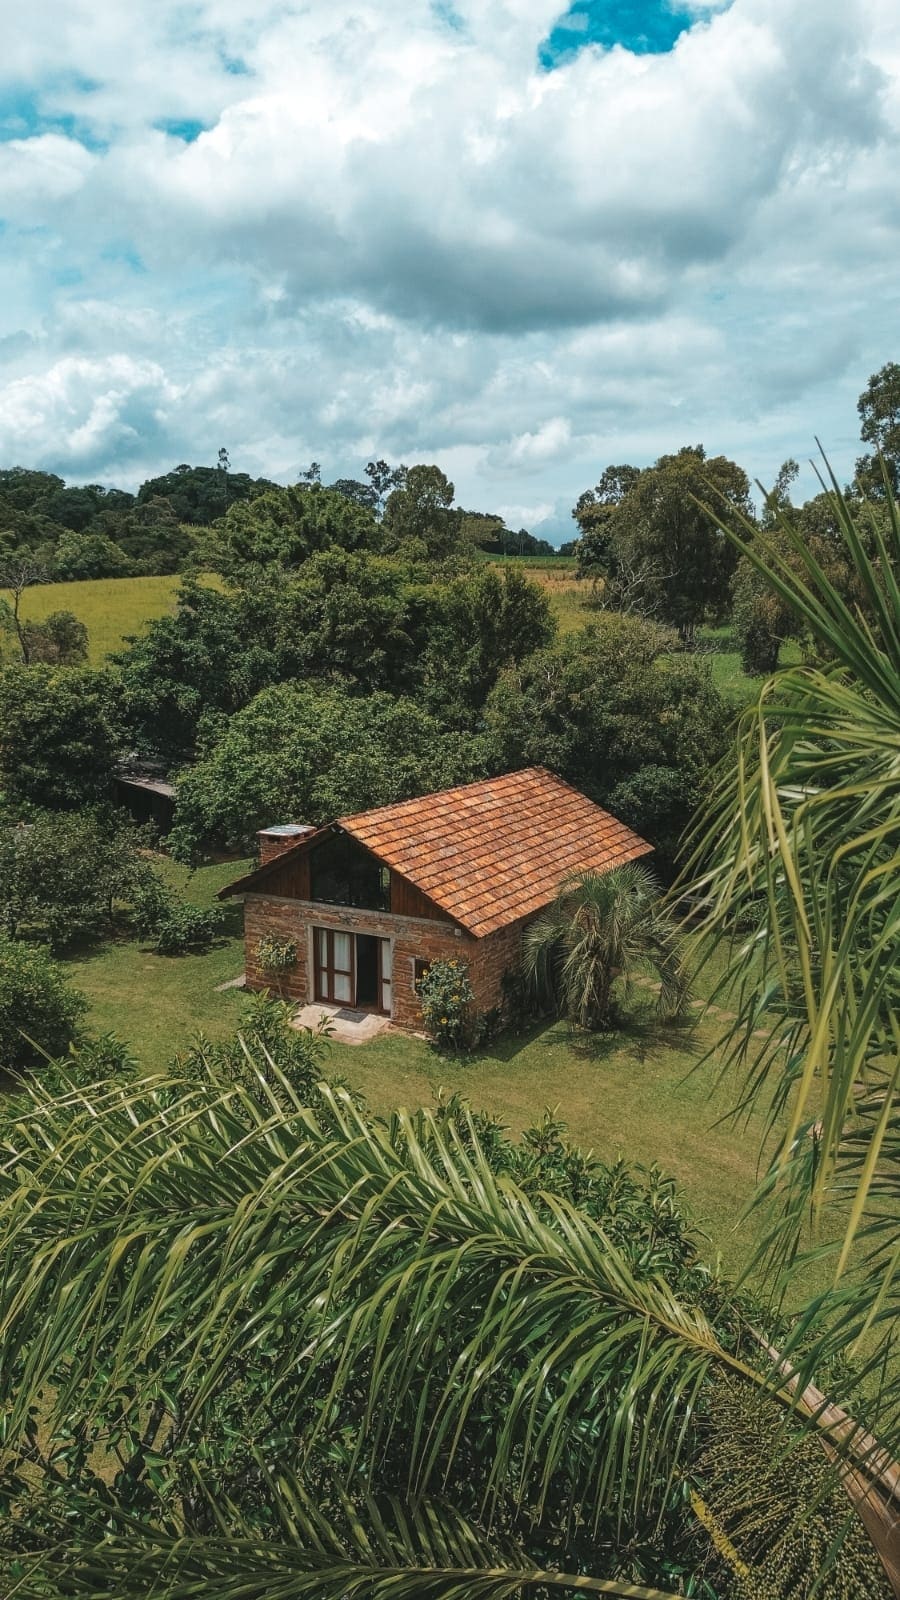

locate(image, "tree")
[[0, 810, 155, 950], [49, 528, 133, 580], [114, 580, 299, 761], [135, 463, 278, 524], [856, 360, 900, 494], [111, 496, 195, 574], [0, 664, 122, 809], [484, 614, 729, 874], [217, 446, 230, 515], [365, 457, 407, 513], [523, 863, 689, 1029], [572, 463, 641, 574], [382, 464, 458, 562], [0, 934, 86, 1071], [213, 485, 380, 579], [19, 610, 88, 666], [0, 553, 47, 662], [583, 448, 752, 637], [282, 548, 429, 694], [167, 680, 487, 861], [422, 565, 556, 722], [684, 465, 900, 1468]]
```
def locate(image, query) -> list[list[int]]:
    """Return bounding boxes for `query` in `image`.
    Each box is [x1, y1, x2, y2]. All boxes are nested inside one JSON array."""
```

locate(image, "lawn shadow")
[[565, 1009, 706, 1068]]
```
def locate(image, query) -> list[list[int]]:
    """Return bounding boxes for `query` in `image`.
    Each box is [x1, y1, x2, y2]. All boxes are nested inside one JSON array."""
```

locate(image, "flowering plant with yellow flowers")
[[414, 956, 475, 1051]]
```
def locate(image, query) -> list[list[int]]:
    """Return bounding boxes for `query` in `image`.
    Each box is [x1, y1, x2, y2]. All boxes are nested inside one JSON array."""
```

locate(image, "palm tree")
[[682, 459, 900, 1446], [522, 863, 690, 1030], [0, 1059, 890, 1598]]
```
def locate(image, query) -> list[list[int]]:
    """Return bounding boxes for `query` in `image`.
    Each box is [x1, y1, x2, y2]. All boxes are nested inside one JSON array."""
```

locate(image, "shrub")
[[131, 874, 224, 955], [256, 935, 297, 977], [0, 936, 87, 1073], [415, 957, 476, 1051], [181, 993, 344, 1115]]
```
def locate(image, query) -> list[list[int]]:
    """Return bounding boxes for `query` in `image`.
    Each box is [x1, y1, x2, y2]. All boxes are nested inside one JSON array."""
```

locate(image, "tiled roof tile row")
[[339, 766, 651, 936]]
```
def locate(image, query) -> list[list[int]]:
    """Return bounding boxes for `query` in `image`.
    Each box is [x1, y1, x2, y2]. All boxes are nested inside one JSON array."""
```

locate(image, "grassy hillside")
[[1, 574, 185, 663]]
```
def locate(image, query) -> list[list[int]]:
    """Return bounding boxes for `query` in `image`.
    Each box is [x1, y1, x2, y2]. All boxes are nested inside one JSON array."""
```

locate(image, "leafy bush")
[[180, 992, 344, 1114], [256, 935, 297, 975], [0, 809, 157, 951], [131, 873, 224, 955], [0, 935, 87, 1073], [415, 957, 476, 1051]]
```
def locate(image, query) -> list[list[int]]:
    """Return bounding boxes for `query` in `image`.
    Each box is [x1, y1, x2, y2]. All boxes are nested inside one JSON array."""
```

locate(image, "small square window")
[[414, 959, 430, 990]]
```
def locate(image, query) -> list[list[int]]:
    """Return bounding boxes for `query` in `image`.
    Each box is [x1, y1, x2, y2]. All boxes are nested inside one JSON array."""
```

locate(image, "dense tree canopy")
[[168, 680, 487, 860], [485, 614, 728, 871], [575, 447, 752, 636], [213, 484, 381, 578], [136, 462, 278, 523], [0, 664, 122, 810]]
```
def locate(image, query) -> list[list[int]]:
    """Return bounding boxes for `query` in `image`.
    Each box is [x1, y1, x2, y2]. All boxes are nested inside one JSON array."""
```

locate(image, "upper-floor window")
[[309, 832, 390, 912]]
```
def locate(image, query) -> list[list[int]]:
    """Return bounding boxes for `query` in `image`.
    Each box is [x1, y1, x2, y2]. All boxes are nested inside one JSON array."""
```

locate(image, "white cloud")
[[0, 0, 898, 527]]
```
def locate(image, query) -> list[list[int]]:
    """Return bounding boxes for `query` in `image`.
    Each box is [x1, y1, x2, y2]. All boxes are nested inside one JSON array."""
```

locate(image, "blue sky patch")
[[0, 81, 106, 149], [155, 118, 208, 143], [540, 2, 709, 68]]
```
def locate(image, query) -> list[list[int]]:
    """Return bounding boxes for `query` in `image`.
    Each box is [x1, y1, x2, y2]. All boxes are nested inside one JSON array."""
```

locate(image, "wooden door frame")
[[312, 926, 391, 1016], [313, 926, 356, 1006]]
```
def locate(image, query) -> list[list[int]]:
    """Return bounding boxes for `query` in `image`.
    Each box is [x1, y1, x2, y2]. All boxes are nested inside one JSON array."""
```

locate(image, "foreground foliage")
[[0, 1009, 888, 1598], [685, 461, 900, 1450]]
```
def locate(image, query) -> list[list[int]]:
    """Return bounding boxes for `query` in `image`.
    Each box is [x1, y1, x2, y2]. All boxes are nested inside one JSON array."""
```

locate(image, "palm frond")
[[7, 1487, 681, 1599], [0, 1065, 775, 1532], [683, 461, 900, 1441]]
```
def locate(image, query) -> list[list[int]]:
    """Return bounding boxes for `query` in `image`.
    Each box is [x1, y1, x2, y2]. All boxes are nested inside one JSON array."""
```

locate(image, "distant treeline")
[[0, 458, 556, 583]]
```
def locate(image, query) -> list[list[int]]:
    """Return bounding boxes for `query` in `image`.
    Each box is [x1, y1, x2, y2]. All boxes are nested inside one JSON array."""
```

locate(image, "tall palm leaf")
[[682, 459, 900, 1437], [0, 1066, 860, 1537]]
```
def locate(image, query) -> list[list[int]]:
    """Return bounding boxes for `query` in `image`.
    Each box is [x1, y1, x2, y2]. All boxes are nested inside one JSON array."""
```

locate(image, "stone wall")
[[242, 894, 525, 1031]]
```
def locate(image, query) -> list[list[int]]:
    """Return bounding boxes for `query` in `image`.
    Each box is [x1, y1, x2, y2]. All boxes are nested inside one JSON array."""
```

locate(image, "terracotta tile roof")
[[338, 767, 651, 936]]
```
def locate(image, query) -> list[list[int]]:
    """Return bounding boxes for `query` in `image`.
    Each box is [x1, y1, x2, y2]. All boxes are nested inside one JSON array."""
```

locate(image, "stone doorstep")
[[291, 1001, 393, 1046]]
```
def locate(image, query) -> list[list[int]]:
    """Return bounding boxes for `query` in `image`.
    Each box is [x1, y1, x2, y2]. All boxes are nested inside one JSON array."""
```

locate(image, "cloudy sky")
[[0, 0, 898, 538]]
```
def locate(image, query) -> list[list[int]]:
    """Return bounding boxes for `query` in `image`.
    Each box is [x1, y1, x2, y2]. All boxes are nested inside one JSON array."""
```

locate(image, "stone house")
[[219, 767, 652, 1032]]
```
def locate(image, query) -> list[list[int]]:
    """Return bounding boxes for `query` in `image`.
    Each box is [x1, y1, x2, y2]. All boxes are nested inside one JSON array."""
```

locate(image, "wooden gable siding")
[[260, 852, 311, 901], [245, 843, 452, 926], [390, 871, 452, 924]]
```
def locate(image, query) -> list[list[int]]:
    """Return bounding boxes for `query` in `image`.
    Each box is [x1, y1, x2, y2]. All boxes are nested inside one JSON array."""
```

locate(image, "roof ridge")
[[338, 764, 552, 828]]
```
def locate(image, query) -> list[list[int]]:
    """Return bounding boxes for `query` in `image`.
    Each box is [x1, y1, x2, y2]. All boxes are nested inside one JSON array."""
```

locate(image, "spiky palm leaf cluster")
[[523, 864, 690, 1030], [683, 460, 900, 1440], [0, 1057, 800, 1599]]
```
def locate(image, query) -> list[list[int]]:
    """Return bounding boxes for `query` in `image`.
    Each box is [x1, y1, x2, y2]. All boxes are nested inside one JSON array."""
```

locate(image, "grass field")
[[56, 855, 795, 1279], [1, 574, 185, 663]]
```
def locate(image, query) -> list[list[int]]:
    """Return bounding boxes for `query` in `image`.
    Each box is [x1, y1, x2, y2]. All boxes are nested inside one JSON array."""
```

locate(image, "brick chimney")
[[256, 823, 314, 865]]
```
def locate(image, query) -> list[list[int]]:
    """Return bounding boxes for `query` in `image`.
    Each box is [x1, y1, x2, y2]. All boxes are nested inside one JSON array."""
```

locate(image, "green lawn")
[[57, 857, 790, 1278], [61, 858, 251, 1073], [327, 1009, 775, 1277]]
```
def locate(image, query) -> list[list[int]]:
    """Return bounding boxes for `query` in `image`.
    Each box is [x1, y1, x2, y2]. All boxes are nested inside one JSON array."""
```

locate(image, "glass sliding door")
[[313, 928, 392, 1016], [314, 927, 355, 1006]]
